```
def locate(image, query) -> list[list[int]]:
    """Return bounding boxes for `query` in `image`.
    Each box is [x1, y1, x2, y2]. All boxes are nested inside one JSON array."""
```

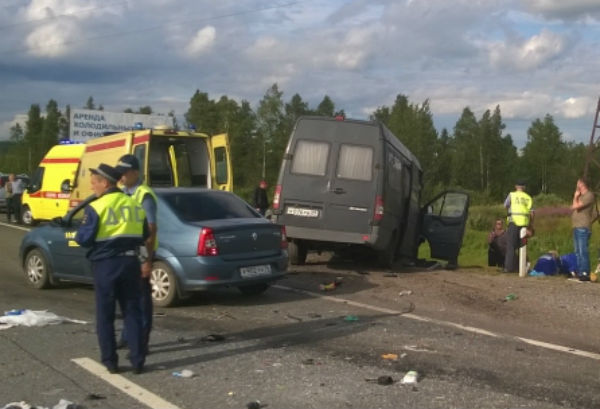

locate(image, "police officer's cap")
[[115, 154, 140, 173], [516, 179, 527, 187], [90, 163, 122, 183]]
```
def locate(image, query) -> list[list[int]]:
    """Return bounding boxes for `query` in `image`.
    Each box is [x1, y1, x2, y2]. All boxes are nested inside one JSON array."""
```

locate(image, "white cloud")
[[558, 96, 595, 118], [0, 114, 28, 141], [335, 27, 375, 69], [487, 29, 566, 71], [25, 20, 80, 57], [523, 0, 600, 20], [185, 26, 216, 57]]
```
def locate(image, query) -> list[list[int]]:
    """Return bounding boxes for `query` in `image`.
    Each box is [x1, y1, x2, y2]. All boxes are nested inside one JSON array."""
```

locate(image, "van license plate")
[[240, 264, 272, 278], [286, 207, 320, 217]]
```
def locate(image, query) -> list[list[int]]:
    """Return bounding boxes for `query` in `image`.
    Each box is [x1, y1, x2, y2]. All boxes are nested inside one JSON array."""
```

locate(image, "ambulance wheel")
[[288, 240, 307, 265], [24, 248, 53, 289], [150, 261, 179, 307], [21, 205, 36, 226]]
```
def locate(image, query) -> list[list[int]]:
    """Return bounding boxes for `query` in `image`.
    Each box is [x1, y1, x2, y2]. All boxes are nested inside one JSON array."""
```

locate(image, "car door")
[[420, 191, 470, 264], [47, 200, 93, 281], [209, 133, 232, 191]]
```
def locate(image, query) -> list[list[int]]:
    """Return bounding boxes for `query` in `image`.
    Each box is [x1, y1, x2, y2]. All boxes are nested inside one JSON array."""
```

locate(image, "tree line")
[[0, 85, 590, 204]]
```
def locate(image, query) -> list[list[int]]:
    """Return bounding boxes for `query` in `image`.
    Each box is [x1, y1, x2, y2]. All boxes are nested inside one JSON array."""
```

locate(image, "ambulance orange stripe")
[[85, 139, 126, 152], [41, 158, 81, 164], [133, 134, 150, 144]]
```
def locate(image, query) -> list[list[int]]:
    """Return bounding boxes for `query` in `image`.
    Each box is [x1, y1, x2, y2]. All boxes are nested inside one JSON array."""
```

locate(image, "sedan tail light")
[[197, 227, 219, 256], [280, 225, 288, 249], [273, 184, 282, 210]]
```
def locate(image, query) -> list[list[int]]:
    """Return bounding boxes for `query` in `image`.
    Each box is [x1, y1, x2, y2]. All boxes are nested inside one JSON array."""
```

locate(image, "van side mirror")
[[60, 179, 72, 193]]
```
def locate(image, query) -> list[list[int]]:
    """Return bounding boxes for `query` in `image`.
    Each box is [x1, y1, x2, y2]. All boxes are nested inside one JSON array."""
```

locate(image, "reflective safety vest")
[[90, 192, 145, 242], [132, 183, 159, 250], [508, 191, 532, 226]]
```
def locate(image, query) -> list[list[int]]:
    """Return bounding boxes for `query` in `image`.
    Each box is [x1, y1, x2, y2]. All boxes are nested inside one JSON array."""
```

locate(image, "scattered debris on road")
[[366, 375, 395, 385], [2, 399, 84, 409], [200, 334, 226, 342], [172, 369, 195, 378], [401, 370, 419, 385], [0, 309, 87, 330], [398, 290, 413, 296], [343, 315, 359, 322], [381, 353, 398, 361], [503, 293, 518, 302]]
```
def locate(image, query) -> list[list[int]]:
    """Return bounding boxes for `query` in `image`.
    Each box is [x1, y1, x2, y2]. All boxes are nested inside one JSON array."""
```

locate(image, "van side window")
[[28, 167, 44, 193], [291, 140, 329, 176], [337, 144, 373, 181], [214, 147, 228, 184], [133, 145, 146, 181]]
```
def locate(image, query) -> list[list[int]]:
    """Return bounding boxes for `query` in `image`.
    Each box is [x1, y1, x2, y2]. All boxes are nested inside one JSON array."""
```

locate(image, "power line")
[[0, 1, 129, 31], [2, 1, 300, 55]]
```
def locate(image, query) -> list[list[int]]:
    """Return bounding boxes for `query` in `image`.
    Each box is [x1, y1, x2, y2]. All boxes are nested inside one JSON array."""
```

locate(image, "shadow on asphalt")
[[144, 312, 397, 371]]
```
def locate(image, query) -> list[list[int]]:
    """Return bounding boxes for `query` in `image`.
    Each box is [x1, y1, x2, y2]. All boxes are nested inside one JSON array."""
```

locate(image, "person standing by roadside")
[[487, 218, 507, 267], [115, 154, 157, 354], [11, 174, 24, 224], [253, 180, 269, 216], [5, 174, 14, 223], [503, 180, 534, 273], [571, 177, 595, 282], [75, 163, 148, 374]]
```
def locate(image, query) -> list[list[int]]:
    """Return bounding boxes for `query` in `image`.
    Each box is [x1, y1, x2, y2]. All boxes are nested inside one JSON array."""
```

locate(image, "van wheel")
[[150, 261, 179, 307], [377, 232, 399, 268], [21, 205, 36, 226], [288, 240, 307, 265], [24, 249, 53, 289]]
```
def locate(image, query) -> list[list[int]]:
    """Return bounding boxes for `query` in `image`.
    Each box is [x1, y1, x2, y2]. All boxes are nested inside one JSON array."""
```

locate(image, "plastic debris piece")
[[319, 282, 337, 291], [5, 309, 25, 316], [401, 370, 419, 384], [227, 391, 235, 396], [172, 369, 195, 378], [398, 290, 413, 296], [200, 334, 225, 342], [504, 293, 517, 302], [247, 401, 266, 409], [381, 353, 398, 361], [0, 310, 87, 329], [377, 375, 394, 385], [343, 315, 359, 322]]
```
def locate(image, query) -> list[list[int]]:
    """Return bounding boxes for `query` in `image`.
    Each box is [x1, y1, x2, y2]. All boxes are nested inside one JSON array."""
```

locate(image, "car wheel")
[[288, 240, 307, 265], [24, 248, 53, 289], [238, 283, 270, 296], [21, 205, 36, 226], [150, 261, 179, 307]]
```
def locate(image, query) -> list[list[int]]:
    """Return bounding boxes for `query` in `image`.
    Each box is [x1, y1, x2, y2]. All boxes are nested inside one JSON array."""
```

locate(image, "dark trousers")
[[12, 194, 21, 223], [120, 277, 153, 353], [92, 256, 145, 369], [6, 197, 13, 222], [504, 223, 523, 272], [488, 244, 504, 267]]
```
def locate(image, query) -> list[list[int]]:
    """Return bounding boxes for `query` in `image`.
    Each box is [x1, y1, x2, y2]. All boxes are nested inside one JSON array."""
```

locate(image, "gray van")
[[271, 116, 469, 267]]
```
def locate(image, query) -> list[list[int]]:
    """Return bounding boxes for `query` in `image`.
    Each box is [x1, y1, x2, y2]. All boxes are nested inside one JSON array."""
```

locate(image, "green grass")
[[445, 204, 600, 270]]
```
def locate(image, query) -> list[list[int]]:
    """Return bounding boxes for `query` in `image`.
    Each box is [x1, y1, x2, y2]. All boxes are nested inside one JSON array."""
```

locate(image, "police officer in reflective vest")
[[75, 163, 148, 374], [503, 179, 533, 272], [115, 154, 158, 354]]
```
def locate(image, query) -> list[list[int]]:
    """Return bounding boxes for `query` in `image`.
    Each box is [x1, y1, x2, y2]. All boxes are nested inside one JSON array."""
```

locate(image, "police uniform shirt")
[[75, 187, 149, 261], [123, 180, 157, 225]]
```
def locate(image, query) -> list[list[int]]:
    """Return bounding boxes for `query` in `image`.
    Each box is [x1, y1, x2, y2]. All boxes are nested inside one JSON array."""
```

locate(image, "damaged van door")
[[420, 191, 470, 268]]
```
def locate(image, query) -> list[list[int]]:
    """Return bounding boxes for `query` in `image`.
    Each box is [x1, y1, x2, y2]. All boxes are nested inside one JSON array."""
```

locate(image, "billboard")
[[69, 109, 174, 140]]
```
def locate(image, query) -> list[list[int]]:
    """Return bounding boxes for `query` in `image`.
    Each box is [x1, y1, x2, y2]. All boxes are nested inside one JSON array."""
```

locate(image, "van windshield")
[[148, 138, 210, 187]]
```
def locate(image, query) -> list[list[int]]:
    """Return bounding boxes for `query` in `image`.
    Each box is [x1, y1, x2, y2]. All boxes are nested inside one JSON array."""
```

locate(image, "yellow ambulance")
[[21, 126, 232, 225], [20, 143, 85, 225]]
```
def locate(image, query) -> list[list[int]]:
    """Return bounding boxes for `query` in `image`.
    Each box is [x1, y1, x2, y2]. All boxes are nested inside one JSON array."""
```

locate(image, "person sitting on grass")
[[487, 218, 507, 267]]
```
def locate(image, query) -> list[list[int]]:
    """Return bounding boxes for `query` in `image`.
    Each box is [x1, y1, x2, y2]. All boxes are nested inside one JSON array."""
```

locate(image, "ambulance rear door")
[[208, 133, 232, 191]]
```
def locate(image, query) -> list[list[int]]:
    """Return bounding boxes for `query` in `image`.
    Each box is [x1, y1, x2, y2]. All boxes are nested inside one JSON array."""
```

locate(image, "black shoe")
[[133, 365, 144, 374], [106, 365, 119, 374], [579, 275, 590, 282]]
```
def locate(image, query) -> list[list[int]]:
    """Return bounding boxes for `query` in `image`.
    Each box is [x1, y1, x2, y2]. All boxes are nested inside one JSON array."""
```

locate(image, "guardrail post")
[[519, 227, 527, 277]]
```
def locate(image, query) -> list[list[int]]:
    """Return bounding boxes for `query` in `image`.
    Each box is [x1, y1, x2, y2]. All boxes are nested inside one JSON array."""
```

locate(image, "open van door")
[[420, 191, 469, 265], [209, 133, 232, 191]]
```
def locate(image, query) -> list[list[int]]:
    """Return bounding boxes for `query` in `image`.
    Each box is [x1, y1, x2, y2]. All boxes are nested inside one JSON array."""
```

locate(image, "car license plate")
[[240, 264, 272, 278], [286, 206, 320, 217]]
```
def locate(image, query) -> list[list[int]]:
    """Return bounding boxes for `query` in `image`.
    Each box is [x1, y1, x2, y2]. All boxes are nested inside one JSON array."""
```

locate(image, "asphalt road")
[[0, 221, 599, 409]]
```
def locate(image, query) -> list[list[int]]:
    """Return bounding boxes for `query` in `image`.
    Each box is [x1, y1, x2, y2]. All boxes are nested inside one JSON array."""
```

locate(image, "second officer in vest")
[[503, 179, 534, 272], [75, 163, 148, 374], [115, 154, 157, 354]]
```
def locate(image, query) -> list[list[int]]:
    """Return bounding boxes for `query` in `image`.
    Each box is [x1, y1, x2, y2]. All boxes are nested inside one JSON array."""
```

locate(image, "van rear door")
[[209, 133, 232, 191], [420, 191, 470, 264], [281, 119, 379, 241]]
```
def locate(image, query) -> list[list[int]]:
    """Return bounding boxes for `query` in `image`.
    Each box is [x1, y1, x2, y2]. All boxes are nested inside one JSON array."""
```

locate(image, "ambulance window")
[[133, 145, 146, 181], [214, 147, 227, 184], [28, 167, 44, 193]]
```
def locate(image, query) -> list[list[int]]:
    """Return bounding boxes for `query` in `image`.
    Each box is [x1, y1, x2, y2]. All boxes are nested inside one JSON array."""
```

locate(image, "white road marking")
[[71, 357, 180, 409], [0, 221, 30, 232], [273, 284, 600, 361]]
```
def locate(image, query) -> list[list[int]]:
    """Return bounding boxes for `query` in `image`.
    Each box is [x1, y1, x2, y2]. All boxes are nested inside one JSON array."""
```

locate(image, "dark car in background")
[[19, 188, 289, 307]]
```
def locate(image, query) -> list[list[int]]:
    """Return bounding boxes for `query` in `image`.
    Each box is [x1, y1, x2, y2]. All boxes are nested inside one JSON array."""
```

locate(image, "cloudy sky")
[[1, 0, 600, 148]]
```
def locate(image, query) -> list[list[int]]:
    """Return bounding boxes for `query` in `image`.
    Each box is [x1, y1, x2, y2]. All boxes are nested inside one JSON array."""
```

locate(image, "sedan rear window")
[[160, 192, 258, 222]]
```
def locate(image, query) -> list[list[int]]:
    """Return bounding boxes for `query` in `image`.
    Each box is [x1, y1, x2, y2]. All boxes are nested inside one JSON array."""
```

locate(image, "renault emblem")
[[252, 232, 258, 241]]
